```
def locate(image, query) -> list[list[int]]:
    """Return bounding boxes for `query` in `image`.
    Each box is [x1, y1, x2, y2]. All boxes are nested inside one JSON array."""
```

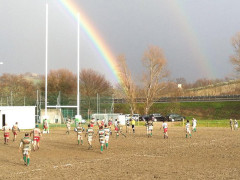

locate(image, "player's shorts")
[[99, 138, 105, 144], [105, 136, 109, 142], [88, 136, 93, 142], [115, 127, 119, 131], [4, 132, 10, 138], [90, 124, 94, 127], [34, 136, 40, 142], [23, 149, 30, 155], [77, 134, 82, 139], [13, 131, 18, 135], [164, 128, 168, 133], [148, 126, 153, 131], [132, 125, 135, 129], [186, 128, 191, 134], [44, 125, 48, 129]]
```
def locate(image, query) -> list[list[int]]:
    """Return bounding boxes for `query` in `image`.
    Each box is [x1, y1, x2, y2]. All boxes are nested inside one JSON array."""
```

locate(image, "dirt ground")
[[0, 123, 239, 180]]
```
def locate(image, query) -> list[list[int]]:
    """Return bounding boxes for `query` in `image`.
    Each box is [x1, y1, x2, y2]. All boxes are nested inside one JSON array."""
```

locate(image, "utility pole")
[[37, 90, 39, 122], [11, 91, 13, 106]]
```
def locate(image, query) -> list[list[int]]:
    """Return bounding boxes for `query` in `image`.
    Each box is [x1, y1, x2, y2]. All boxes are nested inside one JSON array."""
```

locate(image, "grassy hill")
[[114, 101, 240, 120]]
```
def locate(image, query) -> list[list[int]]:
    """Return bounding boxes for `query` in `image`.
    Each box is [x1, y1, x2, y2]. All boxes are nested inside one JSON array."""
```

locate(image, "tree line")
[[0, 31, 240, 115]]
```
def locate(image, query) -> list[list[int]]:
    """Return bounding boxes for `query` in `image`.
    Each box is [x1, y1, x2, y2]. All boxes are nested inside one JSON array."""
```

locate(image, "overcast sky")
[[0, 0, 240, 84]]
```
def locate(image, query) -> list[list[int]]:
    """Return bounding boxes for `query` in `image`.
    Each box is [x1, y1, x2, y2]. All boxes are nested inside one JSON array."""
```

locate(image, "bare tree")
[[0, 74, 37, 105], [230, 32, 240, 73], [142, 46, 169, 114], [116, 55, 136, 115], [80, 69, 112, 111], [40, 69, 77, 105]]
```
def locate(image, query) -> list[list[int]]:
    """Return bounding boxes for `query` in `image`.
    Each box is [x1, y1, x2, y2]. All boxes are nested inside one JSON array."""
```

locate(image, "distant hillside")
[[22, 72, 42, 85], [114, 101, 240, 120], [183, 79, 240, 96]]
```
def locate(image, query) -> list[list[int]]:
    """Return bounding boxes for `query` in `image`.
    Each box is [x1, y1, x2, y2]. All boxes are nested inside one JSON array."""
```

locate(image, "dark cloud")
[[0, 0, 240, 83]]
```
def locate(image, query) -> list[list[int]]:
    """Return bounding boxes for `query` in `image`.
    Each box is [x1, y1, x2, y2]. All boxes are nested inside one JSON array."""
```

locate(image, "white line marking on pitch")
[[134, 154, 163, 158], [62, 164, 72, 167], [16, 172, 27, 175], [31, 169, 41, 172]]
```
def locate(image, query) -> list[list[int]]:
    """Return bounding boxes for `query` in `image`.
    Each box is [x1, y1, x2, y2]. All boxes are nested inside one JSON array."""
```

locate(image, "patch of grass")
[[173, 119, 233, 128], [115, 101, 240, 120]]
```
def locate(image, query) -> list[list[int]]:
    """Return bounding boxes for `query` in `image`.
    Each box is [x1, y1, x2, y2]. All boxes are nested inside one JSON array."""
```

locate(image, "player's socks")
[[78, 140, 80, 145], [81, 140, 83, 144], [101, 146, 103, 152], [23, 156, 26, 162], [190, 134, 192, 138], [27, 158, 30, 166], [186, 134, 188, 138], [106, 143, 108, 148]]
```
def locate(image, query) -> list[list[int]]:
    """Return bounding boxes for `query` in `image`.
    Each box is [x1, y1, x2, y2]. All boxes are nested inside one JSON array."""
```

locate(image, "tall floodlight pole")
[[99, 94, 100, 114], [11, 91, 13, 106], [112, 94, 114, 113], [45, 3, 48, 116], [97, 94, 98, 114], [37, 90, 39, 121], [77, 13, 80, 115]]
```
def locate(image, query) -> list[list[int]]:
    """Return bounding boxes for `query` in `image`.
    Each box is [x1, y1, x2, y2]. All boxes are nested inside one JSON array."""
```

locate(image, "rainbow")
[[59, 0, 215, 82], [59, 0, 121, 83], [167, 1, 216, 79]]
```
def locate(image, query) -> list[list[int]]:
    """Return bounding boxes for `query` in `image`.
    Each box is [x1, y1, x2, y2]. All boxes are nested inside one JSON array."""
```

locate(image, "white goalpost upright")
[[44, 3, 48, 118], [44, 5, 82, 126], [43, 3, 49, 134], [75, 13, 82, 122]]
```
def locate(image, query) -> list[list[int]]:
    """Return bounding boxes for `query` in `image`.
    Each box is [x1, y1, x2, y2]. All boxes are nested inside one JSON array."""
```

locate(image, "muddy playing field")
[[0, 123, 239, 179]]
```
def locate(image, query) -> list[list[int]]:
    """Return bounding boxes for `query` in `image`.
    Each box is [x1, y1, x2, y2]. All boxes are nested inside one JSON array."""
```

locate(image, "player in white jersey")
[[66, 119, 71, 135], [104, 124, 110, 149], [115, 121, 126, 138], [76, 122, 84, 145], [147, 119, 154, 137], [2, 123, 11, 144], [30, 125, 42, 151], [192, 118, 197, 132], [98, 126, 105, 153], [86, 124, 94, 149], [126, 119, 130, 133], [12, 122, 20, 142], [230, 119, 234, 131], [161, 120, 168, 139], [108, 119, 113, 135], [234, 119, 238, 130], [186, 120, 192, 138]]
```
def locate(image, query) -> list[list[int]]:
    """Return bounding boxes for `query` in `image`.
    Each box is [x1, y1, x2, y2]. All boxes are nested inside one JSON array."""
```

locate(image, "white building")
[[0, 106, 35, 129]]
